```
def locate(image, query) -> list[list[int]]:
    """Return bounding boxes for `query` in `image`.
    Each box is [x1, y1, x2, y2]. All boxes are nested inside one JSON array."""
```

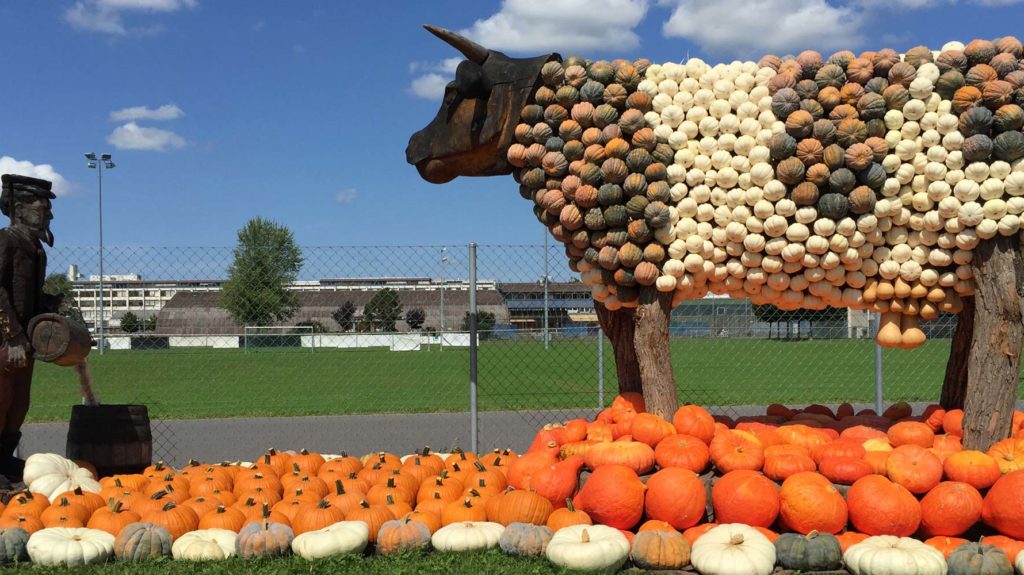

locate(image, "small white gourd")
[[546, 525, 629, 573]]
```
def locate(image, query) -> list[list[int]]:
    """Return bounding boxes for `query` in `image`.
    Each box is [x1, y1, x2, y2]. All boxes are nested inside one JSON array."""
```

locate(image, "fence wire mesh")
[[25, 244, 1020, 464]]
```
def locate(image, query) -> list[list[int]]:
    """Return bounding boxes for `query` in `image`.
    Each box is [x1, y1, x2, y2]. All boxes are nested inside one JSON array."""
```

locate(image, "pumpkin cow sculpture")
[[407, 27, 1024, 449]]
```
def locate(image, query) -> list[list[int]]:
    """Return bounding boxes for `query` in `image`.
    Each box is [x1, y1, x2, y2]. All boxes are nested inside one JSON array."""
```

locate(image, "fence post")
[[468, 243, 478, 454], [597, 329, 604, 409], [873, 312, 884, 413], [543, 232, 550, 350]]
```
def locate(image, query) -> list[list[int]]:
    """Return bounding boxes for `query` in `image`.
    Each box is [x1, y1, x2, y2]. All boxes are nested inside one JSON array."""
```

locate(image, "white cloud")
[[407, 58, 461, 100], [0, 157, 72, 196], [109, 104, 184, 122], [661, 0, 863, 58], [462, 0, 649, 53], [335, 188, 358, 204], [107, 122, 187, 151], [64, 0, 197, 35]]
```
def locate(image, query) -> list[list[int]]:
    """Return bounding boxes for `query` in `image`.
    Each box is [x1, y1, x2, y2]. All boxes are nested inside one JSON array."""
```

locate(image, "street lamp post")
[[440, 248, 448, 349], [85, 152, 114, 354]]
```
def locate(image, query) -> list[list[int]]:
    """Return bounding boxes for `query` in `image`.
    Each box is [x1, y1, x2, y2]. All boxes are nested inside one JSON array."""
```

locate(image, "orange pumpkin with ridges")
[[637, 519, 677, 532], [847, 475, 920, 536], [763, 454, 816, 482], [682, 523, 717, 545], [546, 498, 591, 532], [711, 470, 779, 528], [887, 421, 935, 448], [980, 535, 1024, 563], [886, 444, 942, 494], [643, 468, 705, 530], [709, 430, 764, 473], [572, 464, 646, 530], [654, 434, 709, 473], [524, 455, 583, 508], [507, 442, 559, 489], [778, 471, 847, 534], [925, 536, 970, 559], [944, 450, 1001, 490], [810, 438, 866, 464], [919, 481, 982, 537], [631, 413, 675, 447], [924, 407, 946, 432], [981, 470, 1024, 539], [818, 456, 872, 485], [841, 425, 888, 443], [943, 409, 964, 436], [863, 451, 890, 474], [836, 531, 869, 553], [987, 438, 1024, 474], [492, 489, 553, 526], [583, 439, 655, 474], [672, 405, 715, 444]]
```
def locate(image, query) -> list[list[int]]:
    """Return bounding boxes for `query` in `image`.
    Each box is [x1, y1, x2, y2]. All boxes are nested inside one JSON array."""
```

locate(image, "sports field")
[[25, 337, 1022, 423]]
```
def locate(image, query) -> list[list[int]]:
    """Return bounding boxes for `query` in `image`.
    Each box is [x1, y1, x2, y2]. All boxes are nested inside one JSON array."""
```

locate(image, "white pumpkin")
[[291, 521, 368, 560], [171, 529, 237, 561], [545, 525, 629, 572], [844, 535, 947, 575], [431, 522, 505, 552], [690, 523, 776, 575], [27, 527, 115, 567], [23, 454, 101, 502]]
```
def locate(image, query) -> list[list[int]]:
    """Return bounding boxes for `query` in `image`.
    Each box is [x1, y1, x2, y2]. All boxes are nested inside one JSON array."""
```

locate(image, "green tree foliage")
[[461, 310, 496, 340], [142, 315, 157, 331], [120, 311, 141, 333], [363, 288, 403, 332], [42, 272, 85, 323], [332, 301, 356, 332], [294, 320, 327, 333], [405, 308, 425, 330], [221, 217, 303, 327]]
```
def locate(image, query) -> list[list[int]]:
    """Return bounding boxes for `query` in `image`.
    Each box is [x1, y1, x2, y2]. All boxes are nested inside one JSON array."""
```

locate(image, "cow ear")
[[454, 60, 491, 99]]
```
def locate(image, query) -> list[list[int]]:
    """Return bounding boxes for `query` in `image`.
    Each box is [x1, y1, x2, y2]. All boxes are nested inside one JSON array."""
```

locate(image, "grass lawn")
[[3, 550, 618, 575], [25, 337, 1023, 423]]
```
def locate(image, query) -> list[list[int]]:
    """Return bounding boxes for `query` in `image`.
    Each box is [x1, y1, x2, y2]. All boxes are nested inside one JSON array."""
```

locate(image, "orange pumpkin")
[[818, 456, 872, 485], [777, 424, 831, 450], [87, 499, 141, 536], [919, 481, 982, 537], [199, 505, 247, 532], [610, 393, 645, 420], [943, 450, 1002, 490], [840, 425, 888, 443], [524, 455, 583, 508], [987, 438, 1024, 474], [672, 405, 715, 444], [924, 536, 970, 559], [291, 500, 346, 536], [402, 510, 441, 534], [441, 498, 487, 525], [140, 501, 199, 540], [637, 519, 677, 533], [583, 440, 655, 475], [863, 451, 890, 475], [345, 500, 395, 544], [887, 421, 935, 448], [546, 498, 591, 532], [778, 471, 848, 534], [981, 535, 1024, 563], [836, 531, 870, 553], [41, 498, 90, 526], [810, 439, 866, 464], [886, 444, 943, 494], [572, 464, 646, 530], [763, 454, 816, 482], [709, 430, 764, 473], [654, 434, 710, 473], [981, 470, 1024, 539], [711, 470, 778, 528], [0, 514, 43, 534], [943, 410, 964, 436], [644, 468, 706, 531], [507, 443, 559, 489], [630, 413, 675, 447], [923, 407, 946, 432], [681, 523, 717, 545], [847, 475, 921, 536], [491, 489, 553, 526], [764, 444, 811, 459]]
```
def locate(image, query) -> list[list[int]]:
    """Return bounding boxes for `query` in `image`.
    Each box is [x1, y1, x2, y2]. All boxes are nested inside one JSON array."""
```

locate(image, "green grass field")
[[25, 337, 1023, 423], [2, 550, 616, 575]]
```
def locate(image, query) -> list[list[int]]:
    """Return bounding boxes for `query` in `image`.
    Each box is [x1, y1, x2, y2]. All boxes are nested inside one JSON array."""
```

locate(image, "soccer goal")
[[243, 325, 315, 353]]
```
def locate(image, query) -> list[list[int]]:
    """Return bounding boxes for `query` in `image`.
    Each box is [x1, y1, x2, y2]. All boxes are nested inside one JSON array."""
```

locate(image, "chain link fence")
[[25, 243, 1017, 463]]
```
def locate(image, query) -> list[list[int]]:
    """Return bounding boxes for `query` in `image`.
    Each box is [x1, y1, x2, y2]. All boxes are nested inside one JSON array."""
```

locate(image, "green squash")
[[604, 228, 628, 247], [904, 45, 934, 67], [114, 522, 173, 562], [815, 64, 847, 89], [644, 162, 667, 183], [829, 168, 857, 195], [959, 106, 994, 137], [770, 132, 798, 161], [499, 523, 552, 557], [795, 79, 820, 101], [646, 181, 671, 203], [772, 88, 802, 119], [602, 84, 628, 109], [849, 185, 878, 215], [625, 195, 649, 219], [627, 219, 651, 243], [587, 60, 614, 84], [813, 119, 838, 145], [857, 92, 887, 121], [827, 50, 855, 70], [962, 134, 994, 162], [993, 130, 1024, 162], [993, 104, 1024, 132], [990, 53, 1018, 78], [597, 183, 623, 207], [964, 39, 997, 66], [966, 64, 998, 88], [643, 201, 671, 228], [774, 531, 843, 572], [579, 80, 605, 105], [604, 204, 628, 228], [817, 193, 850, 220], [800, 98, 825, 121], [882, 84, 912, 111], [864, 77, 889, 95], [946, 542, 1013, 575], [652, 143, 675, 166], [540, 61, 564, 87], [623, 174, 648, 198], [936, 70, 967, 100], [626, 148, 653, 173], [872, 49, 901, 77], [0, 528, 29, 564], [937, 50, 969, 74], [857, 164, 887, 190]]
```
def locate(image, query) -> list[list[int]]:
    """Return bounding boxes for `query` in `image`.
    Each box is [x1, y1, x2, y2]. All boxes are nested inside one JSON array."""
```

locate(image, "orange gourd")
[[709, 430, 764, 473], [763, 454, 816, 482], [988, 438, 1024, 474], [140, 501, 199, 540], [572, 464, 646, 530], [507, 442, 559, 489], [441, 498, 487, 525], [847, 475, 921, 536], [291, 500, 346, 536], [546, 498, 591, 532], [524, 455, 583, 508], [778, 472, 848, 534], [981, 470, 1024, 539], [492, 490, 553, 526], [654, 434, 710, 473], [199, 505, 247, 532], [711, 470, 779, 528], [836, 531, 870, 553], [643, 468, 705, 531], [818, 456, 872, 485], [343, 500, 395, 544], [886, 444, 943, 494], [924, 536, 970, 559], [887, 421, 935, 448], [919, 481, 982, 537], [583, 440, 655, 475], [672, 405, 715, 444], [943, 450, 1001, 490], [630, 413, 675, 447]]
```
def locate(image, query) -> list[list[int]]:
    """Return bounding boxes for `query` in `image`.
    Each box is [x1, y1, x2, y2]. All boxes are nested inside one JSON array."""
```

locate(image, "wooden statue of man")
[[0, 174, 58, 481]]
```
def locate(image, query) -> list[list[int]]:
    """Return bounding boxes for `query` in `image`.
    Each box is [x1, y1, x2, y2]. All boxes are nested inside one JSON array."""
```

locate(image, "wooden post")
[[633, 287, 678, 420], [961, 235, 1023, 451], [595, 302, 642, 395], [940, 297, 974, 410]]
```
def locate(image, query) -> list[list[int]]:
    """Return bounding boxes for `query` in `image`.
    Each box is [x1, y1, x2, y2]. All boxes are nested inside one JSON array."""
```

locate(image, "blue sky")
[[3, 0, 1024, 248]]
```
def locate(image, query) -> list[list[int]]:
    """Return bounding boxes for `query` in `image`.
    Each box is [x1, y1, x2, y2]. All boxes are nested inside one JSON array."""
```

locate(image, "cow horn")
[[424, 25, 488, 64]]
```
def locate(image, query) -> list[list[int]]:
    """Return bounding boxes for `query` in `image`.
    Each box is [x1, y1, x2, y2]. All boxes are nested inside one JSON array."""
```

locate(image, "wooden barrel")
[[28, 313, 93, 366], [66, 405, 152, 477]]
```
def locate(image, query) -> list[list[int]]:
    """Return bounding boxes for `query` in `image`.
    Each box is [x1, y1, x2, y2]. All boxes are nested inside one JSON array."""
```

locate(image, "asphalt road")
[[19, 401, 1023, 467]]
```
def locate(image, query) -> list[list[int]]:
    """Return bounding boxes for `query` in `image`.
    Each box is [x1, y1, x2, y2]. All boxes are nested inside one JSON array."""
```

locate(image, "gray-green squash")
[[774, 530, 842, 572]]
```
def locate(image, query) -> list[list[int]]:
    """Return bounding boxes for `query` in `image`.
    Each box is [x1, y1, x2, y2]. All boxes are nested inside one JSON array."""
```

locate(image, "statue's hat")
[[1, 174, 55, 217]]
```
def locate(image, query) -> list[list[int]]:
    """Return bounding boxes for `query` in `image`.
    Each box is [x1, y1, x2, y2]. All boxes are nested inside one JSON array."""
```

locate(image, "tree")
[[42, 272, 84, 323], [142, 315, 157, 332], [405, 308, 425, 330], [332, 301, 356, 332], [461, 310, 496, 340], [294, 320, 327, 333], [363, 288, 403, 332], [120, 311, 141, 333], [220, 217, 303, 327]]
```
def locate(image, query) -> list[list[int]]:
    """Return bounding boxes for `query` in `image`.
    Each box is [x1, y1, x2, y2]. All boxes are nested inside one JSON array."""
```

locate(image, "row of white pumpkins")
[[575, 44, 1024, 339], [13, 521, 1024, 574]]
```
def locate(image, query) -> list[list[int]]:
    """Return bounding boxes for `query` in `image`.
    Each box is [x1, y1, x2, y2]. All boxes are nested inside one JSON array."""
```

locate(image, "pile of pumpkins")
[[510, 37, 1024, 349], [1, 395, 1023, 573]]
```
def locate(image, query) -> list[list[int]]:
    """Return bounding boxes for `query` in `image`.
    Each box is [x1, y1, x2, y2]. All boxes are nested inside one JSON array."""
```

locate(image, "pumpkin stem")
[[421, 446, 431, 456], [439, 470, 449, 480], [263, 453, 271, 465], [387, 478, 397, 488], [378, 452, 387, 463], [359, 500, 370, 509], [111, 500, 123, 514], [729, 534, 745, 545], [462, 498, 473, 508], [467, 489, 481, 498], [386, 494, 395, 505], [292, 463, 301, 474], [188, 458, 200, 467], [317, 500, 331, 509], [565, 499, 575, 512], [162, 502, 176, 512], [114, 478, 123, 488], [493, 456, 503, 467], [300, 448, 310, 456], [473, 461, 486, 472], [807, 530, 819, 539], [59, 497, 70, 506], [262, 503, 270, 519], [245, 497, 256, 506], [150, 490, 168, 500], [581, 528, 590, 543], [74, 487, 84, 496], [340, 451, 348, 457], [334, 480, 345, 495], [216, 505, 226, 514]]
